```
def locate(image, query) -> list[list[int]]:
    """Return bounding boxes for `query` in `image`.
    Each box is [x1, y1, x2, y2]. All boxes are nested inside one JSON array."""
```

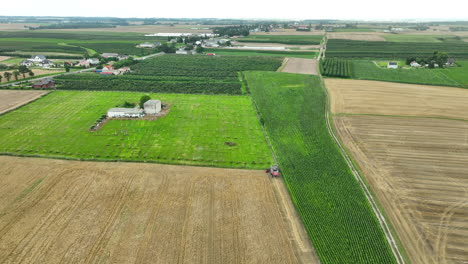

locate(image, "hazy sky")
[[3, 0, 468, 20]]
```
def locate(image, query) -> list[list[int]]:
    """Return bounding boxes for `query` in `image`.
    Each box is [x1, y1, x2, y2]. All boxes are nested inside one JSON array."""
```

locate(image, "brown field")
[[327, 32, 386, 41], [45, 25, 214, 34], [0, 23, 41, 30], [251, 30, 324, 36], [0, 156, 318, 264], [231, 41, 320, 50], [0, 69, 63, 83], [325, 79, 468, 120], [281, 58, 318, 75], [327, 78, 468, 264], [0, 56, 11, 62], [0, 90, 49, 114]]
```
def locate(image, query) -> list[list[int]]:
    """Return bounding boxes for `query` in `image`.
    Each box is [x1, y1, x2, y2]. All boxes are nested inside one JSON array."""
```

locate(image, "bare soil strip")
[[281, 58, 318, 75], [0, 90, 49, 115], [0, 156, 313, 264], [325, 79, 468, 120], [334, 116, 468, 264], [327, 32, 386, 41]]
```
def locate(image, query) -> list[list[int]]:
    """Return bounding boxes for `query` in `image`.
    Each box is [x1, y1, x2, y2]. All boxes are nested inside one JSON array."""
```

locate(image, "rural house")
[[29, 55, 46, 62], [107, 108, 143, 118], [410, 61, 421, 67], [176, 48, 195, 55], [32, 78, 56, 89], [87, 58, 100, 65], [117, 67, 131, 74], [76, 60, 91, 68], [39, 59, 54, 68], [387, 62, 398, 69], [101, 53, 119, 58], [117, 54, 129, 60], [137, 42, 159, 48], [21, 60, 34, 67], [143, 100, 162, 114]]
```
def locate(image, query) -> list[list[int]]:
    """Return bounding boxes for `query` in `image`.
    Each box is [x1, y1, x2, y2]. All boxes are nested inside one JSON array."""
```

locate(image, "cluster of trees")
[[213, 26, 250, 36], [1, 66, 34, 82], [406, 51, 451, 68]]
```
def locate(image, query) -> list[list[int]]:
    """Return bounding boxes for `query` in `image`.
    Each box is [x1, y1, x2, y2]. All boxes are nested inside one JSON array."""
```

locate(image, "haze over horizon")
[[2, 0, 468, 21]]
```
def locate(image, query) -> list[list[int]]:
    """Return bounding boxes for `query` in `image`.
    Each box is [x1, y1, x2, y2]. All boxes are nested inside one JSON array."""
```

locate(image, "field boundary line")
[[334, 112, 468, 122], [321, 81, 406, 264]]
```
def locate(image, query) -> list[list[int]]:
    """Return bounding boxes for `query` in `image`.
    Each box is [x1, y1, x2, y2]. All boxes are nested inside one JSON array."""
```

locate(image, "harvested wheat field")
[[0, 156, 316, 264], [0, 90, 49, 114], [334, 116, 468, 264], [327, 78, 468, 264], [281, 58, 318, 75], [326, 79, 468, 120]]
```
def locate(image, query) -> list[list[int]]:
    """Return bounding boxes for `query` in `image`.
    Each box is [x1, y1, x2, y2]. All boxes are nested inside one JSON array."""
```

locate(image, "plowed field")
[[0, 90, 49, 114]]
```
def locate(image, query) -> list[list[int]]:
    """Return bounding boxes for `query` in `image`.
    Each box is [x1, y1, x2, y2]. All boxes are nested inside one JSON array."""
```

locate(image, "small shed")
[[387, 62, 398, 69], [107, 108, 143, 118], [144, 100, 162, 114]]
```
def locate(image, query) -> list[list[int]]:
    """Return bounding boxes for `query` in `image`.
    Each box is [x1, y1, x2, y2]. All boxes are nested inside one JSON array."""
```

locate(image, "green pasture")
[[0, 91, 272, 169]]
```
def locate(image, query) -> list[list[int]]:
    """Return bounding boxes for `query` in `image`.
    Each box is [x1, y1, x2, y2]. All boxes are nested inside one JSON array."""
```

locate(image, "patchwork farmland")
[[0, 90, 49, 114], [326, 78, 468, 264]]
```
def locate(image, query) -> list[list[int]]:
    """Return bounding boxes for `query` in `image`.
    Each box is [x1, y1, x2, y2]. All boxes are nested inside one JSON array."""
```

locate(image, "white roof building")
[[107, 108, 143, 118], [144, 100, 161, 114], [410, 61, 421, 67], [387, 62, 398, 69]]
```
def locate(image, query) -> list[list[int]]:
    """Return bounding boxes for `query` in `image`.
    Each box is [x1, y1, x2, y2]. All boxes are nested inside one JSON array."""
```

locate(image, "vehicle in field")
[[266, 165, 280, 177]]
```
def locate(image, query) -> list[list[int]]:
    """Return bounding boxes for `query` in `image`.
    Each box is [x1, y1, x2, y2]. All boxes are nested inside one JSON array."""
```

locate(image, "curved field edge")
[[244, 71, 397, 263]]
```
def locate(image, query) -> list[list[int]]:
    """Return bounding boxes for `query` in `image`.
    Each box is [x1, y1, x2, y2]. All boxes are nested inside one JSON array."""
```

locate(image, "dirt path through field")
[[281, 58, 318, 75], [0, 156, 315, 264], [0, 90, 49, 114]]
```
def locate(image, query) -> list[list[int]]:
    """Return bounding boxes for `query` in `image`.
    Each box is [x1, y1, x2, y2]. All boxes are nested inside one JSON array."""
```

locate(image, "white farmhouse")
[[387, 62, 398, 69], [29, 55, 46, 62], [137, 42, 156, 48], [144, 100, 161, 114], [410, 61, 421, 67], [107, 108, 143, 118], [87, 58, 100, 65]]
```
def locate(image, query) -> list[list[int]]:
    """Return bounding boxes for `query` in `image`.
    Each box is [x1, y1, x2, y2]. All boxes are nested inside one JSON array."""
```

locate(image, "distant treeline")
[[28, 23, 118, 30]]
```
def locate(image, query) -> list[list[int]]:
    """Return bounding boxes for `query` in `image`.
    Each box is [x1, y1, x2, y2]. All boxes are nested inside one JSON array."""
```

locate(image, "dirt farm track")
[[0, 156, 316, 264], [326, 79, 468, 264]]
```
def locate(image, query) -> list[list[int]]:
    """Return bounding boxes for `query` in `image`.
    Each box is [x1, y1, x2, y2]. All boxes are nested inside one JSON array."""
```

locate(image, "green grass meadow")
[[0, 91, 272, 169], [351, 60, 468, 87]]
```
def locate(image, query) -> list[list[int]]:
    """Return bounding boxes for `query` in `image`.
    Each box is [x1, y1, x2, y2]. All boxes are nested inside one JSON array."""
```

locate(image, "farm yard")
[[326, 78, 468, 264], [245, 71, 397, 264], [0, 90, 49, 114], [0, 156, 308, 264], [0, 91, 272, 169]]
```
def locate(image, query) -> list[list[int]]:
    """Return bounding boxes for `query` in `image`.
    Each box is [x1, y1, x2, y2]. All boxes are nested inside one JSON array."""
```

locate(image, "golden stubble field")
[[0, 90, 49, 114], [0, 156, 317, 264], [326, 79, 468, 264]]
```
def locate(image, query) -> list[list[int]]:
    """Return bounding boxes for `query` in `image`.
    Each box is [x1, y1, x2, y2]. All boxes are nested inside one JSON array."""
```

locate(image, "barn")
[[107, 108, 143, 118], [144, 100, 162, 114]]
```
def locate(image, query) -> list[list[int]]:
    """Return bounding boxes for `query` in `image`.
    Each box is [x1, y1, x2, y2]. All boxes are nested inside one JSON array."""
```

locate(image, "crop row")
[[320, 58, 352, 78], [326, 39, 468, 59], [245, 71, 396, 264]]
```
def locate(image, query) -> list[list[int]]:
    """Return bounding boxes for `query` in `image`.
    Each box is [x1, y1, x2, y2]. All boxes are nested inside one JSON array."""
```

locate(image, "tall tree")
[[0, 75, 2, 83], [13, 70, 20, 81], [18, 65, 29, 78], [28, 70, 35, 77], [3, 72, 12, 82]]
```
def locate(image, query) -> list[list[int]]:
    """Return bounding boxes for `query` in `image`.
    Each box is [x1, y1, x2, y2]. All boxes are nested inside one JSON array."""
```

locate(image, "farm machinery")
[[265, 165, 280, 178]]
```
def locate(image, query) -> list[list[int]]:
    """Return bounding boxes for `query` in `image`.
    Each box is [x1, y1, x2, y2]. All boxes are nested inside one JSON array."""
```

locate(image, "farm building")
[[38, 60, 54, 68], [107, 108, 143, 118], [176, 49, 195, 55], [21, 60, 34, 67], [32, 78, 56, 89], [87, 58, 100, 65], [144, 100, 162, 114], [410, 61, 421, 67], [29, 55, 46, 62], [117, 54, 129, 60], [101, 53, 119, 58], [76, 60, 91, 68], [387, 62, 398, 69]]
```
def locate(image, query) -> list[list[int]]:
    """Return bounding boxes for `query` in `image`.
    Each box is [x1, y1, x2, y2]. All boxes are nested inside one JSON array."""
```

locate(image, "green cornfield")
[[245, 71, 397, 264]]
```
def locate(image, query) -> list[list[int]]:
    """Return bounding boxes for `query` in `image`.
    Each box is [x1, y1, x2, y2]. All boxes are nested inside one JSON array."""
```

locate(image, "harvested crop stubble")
[[326, 79, 468, 120], [0, 156, 303, 264], [0, 90, 49, 114], [334, 115, 468, 264]]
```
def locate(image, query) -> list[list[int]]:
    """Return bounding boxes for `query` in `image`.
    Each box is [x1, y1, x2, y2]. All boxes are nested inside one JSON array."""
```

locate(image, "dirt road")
[[0, 156, 313, 264], [0, 90, 49, 115], [281, 58, 318, 75]]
